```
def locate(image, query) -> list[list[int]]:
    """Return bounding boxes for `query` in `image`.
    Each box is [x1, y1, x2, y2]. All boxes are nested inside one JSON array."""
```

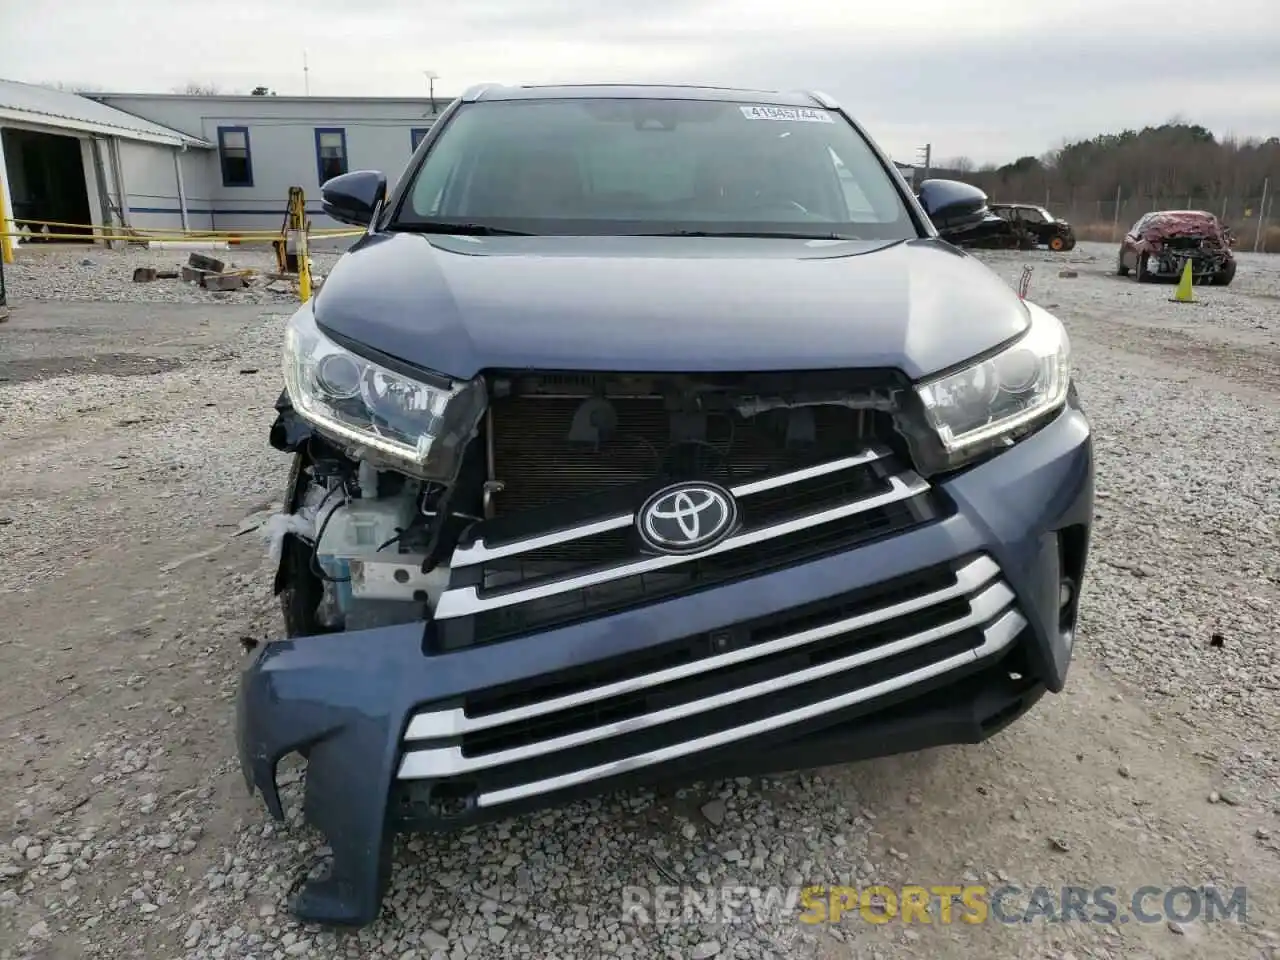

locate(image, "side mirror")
[[917, 178, 989, 232], [321, 170, 388, 227]]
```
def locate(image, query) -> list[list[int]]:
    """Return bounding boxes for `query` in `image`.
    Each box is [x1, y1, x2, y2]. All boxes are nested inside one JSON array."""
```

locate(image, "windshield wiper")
[[637, 229, 858, 240], [392, 221, 533, 236]]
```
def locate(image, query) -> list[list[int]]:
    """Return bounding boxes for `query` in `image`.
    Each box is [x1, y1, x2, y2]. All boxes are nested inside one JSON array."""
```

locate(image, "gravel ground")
[[0, 242, 1277, 960], [2, 242, 347, 306]]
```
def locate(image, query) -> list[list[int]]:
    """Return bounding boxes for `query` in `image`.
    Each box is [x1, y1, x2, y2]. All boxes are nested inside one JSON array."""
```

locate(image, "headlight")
[[282, 306, 486, 477], [916, 301, 1070, 458]]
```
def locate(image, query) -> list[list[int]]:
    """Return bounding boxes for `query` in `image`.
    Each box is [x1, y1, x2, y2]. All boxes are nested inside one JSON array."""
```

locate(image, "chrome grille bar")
[[434, 469, 930, 620], [407, 554, 1000, 740], [399, 576, 1016, 778], [406, 608, 1028, 805], [449, 447, 893, 568]]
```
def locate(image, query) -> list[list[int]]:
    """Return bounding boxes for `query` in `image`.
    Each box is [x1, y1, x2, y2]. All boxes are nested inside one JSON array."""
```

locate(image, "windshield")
[[394, 98, 917, 240]]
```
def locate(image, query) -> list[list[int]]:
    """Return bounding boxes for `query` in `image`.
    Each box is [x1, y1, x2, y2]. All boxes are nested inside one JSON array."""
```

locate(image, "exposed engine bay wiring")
[[310, 486, 351, 584]]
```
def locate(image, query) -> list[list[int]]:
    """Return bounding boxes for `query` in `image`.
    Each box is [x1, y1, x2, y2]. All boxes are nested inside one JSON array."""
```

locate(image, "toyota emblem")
[[637, 482, 738, 555]]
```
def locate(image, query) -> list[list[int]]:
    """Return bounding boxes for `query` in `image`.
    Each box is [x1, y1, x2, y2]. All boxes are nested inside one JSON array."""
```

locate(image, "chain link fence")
[[1030, 193, 1277, 249]]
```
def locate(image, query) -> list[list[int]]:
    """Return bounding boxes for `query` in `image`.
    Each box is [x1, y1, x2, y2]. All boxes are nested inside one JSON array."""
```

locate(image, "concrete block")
[[203, 274, 245, 291], [132, 267, 157, 283], [187, 252, 225, 273]]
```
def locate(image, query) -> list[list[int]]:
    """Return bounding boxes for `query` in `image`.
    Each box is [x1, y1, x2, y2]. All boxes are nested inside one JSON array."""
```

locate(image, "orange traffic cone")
[[1170, 260, 1196, 303]]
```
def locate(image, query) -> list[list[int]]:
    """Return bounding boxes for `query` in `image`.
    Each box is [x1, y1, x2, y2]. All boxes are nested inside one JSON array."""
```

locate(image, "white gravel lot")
[[0, 241, 1276, 960], [2, 242, 346, 306]]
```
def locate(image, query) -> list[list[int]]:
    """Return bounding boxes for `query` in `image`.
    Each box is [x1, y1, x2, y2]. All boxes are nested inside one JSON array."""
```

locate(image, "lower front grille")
[[399, 554, 1025, 806]]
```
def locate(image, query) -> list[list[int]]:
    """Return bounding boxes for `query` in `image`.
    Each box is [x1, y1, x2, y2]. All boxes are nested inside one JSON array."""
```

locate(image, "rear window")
[[397, 98, 917, 240]]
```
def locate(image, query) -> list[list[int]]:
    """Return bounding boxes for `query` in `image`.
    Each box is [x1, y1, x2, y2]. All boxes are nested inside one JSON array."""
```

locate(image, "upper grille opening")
[[430, 370, 936, 651], [484, 370, 905, 517]]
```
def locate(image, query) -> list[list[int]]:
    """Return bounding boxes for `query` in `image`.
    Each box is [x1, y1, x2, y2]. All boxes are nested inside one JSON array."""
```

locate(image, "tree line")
[[935, 122, 1277, 204]]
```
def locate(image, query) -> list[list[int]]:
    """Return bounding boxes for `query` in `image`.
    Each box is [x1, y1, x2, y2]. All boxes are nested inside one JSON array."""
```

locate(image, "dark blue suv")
[[241, 83, 1094, 927]]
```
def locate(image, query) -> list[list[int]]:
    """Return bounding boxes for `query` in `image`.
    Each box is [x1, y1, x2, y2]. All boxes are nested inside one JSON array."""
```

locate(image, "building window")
[[315, 128, 348, 184], [411, 128, 430, 150], [217, 126, 253, 187]]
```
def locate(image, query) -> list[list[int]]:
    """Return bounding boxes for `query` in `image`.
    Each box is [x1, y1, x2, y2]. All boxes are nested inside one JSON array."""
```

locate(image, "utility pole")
[[916, 143, 932, 182], [1255, 177, 1270, 253], [424, 70, 439, 114]]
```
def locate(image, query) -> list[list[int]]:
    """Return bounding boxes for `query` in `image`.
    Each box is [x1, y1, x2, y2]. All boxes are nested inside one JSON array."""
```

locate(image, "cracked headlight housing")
[[282, 306, 486, 478], [916, 301, 1071, 465]]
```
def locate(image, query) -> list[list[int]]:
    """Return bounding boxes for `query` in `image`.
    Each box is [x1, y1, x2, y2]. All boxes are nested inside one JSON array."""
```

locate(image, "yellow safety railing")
[[0, 188, 366, 298], [3, 216, 360, 240], [1, 230, 286, 243]]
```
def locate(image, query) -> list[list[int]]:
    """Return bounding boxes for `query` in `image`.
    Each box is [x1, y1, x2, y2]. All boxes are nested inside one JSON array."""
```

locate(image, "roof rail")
[[805, 90, 840, 109], [461, 83, 502, 102]]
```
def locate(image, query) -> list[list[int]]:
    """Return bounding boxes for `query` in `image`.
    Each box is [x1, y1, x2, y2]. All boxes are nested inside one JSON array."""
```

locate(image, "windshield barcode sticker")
[[740, 105, 833, 123]]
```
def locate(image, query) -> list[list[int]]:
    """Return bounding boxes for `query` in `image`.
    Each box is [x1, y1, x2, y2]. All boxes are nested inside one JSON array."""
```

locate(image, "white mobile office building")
[[89, 93, 444, 233]]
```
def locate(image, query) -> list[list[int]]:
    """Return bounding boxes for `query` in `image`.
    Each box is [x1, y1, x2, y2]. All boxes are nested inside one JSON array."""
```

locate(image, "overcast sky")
[[4, 0, 1277, 165]]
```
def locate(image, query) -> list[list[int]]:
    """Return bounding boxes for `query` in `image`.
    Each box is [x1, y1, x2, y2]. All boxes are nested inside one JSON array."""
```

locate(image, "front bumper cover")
[[237, 403, 1093, 927]]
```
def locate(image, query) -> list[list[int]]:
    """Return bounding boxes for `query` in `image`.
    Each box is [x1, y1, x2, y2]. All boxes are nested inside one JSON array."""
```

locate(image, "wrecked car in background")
[[928, 186, 1037, 250], [944, 212, 1038, 250], [1116, 209, 1237, 285], [239, 83, 1093, 928], [989, 203, 1076, 252]]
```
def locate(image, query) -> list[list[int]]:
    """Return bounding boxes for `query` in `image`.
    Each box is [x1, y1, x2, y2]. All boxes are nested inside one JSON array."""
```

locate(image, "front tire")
[[1049, 235, 1067, 252], [1135, 254, 1153, 283], [280, 535, 329, 637], [1211, 260, 1237, 286], [1116, 252, 1130, 276], [276, 451, 336, 638]]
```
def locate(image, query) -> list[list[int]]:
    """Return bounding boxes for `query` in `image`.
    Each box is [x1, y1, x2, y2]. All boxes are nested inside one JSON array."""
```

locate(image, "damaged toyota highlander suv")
[[240, 83, 1094, 926]]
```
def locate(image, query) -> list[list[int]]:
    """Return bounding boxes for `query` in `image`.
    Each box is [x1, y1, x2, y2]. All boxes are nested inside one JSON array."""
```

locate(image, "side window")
[[315, 128, 348, 184], [411, 128, 430, 151], [217, 127, 253, 187], [1129, 215, 1149, 236], [993, 207, 1014, 221], [1019, 207, 1045, 223]]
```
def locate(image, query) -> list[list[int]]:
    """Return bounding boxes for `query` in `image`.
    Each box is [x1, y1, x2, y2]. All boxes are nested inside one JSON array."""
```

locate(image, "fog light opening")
[[426, 781, 479, 820]]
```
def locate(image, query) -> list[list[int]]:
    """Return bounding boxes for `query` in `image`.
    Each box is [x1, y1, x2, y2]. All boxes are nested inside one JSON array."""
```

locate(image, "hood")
[[311, 232, 1030, 382]]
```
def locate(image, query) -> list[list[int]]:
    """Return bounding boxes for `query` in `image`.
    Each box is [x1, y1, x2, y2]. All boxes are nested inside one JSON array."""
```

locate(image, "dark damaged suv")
[[240, 83, 1094, 926]]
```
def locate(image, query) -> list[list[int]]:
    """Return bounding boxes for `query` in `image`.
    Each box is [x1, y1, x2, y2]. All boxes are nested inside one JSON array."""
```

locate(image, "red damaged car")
[[1116, 210, 1237, 285]]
